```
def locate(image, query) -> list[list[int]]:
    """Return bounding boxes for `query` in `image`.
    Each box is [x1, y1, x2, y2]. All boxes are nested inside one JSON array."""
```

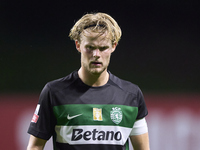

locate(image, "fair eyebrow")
[[99, 46, 109, 50]]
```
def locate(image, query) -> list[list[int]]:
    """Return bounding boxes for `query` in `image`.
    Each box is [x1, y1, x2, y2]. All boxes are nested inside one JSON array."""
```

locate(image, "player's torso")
[[51, 80, 139, 148]]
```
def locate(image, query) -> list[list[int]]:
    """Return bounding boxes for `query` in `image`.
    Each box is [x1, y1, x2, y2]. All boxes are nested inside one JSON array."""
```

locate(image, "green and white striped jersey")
[[28, 70, 148, 150]]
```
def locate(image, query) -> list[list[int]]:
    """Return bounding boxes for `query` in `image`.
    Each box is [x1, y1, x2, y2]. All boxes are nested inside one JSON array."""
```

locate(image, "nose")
[[93, 49, 100, 58]]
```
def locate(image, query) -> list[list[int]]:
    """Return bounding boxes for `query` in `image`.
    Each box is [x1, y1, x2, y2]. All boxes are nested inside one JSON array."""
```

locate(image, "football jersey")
[[28, 70, 148, 150]]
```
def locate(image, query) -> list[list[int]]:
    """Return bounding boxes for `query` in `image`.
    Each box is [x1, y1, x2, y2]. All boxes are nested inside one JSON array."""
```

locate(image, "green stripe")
[[53, 104, 138, 128], [125, 139, 129, 150]]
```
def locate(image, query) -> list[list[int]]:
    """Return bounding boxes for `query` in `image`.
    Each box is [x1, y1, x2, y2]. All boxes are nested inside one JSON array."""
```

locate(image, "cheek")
[[104, 50, 112, 59], [81, 51, 91, 62], [103, 54, 112, 63]]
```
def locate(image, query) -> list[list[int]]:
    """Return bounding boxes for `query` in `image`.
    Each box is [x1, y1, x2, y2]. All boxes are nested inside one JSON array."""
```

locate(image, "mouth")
[[91, 61, 102, 66]]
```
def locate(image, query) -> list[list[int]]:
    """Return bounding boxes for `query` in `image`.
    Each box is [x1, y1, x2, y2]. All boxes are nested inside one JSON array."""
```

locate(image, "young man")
[[27, 12, 150, 150]]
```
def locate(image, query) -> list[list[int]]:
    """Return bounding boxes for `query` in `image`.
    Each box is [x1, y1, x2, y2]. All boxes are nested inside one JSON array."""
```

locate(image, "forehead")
[[80, 29, 112, 45]]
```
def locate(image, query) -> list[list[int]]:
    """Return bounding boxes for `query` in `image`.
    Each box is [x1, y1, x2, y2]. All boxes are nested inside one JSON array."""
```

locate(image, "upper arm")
[[130, 118, 150, 150], [130, 132, 150, 150], [27, 135, 47, 150]]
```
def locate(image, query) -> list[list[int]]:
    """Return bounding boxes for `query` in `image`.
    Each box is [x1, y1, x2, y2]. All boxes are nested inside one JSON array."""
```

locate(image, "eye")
[[99, 46, 109, 51], [86, 45, 95, 51]]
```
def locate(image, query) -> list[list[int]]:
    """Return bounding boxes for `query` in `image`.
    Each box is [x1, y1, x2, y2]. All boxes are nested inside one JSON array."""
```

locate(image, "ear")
[[75, 40, 81, 53], [111, 42, 117, 53]]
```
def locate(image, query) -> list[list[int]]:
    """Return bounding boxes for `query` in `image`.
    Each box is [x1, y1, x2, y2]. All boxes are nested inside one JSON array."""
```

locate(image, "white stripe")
[[130, 118, 148, 135], [55, 125, 132, 145], [35, 104, 40, 115]]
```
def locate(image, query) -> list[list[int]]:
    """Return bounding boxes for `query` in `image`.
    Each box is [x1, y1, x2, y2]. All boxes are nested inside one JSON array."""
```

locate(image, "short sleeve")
[[136, 88, 148, 119], [27, 84, 56, 140]]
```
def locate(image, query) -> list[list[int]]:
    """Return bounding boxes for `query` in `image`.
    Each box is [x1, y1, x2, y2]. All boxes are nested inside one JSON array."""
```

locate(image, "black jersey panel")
[[46, 71, 142, 108], [55, 142, 128, 150], [28, 84, 57, 140], [136, 88, 148, 119]]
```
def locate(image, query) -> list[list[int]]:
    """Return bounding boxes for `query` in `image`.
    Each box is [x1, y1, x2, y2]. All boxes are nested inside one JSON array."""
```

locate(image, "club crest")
[[110, 107, 123, 124]]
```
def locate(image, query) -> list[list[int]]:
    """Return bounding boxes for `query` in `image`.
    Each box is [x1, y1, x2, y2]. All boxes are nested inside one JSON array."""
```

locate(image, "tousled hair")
[[69, 12, 122, 44]]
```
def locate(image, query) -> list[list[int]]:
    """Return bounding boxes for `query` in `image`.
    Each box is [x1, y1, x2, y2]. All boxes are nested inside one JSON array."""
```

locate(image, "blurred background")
[[1, 0, 200, 149]]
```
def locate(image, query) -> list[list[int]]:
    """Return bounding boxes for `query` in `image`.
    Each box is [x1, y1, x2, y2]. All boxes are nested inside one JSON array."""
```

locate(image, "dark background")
[[1, 0, 199, 93]]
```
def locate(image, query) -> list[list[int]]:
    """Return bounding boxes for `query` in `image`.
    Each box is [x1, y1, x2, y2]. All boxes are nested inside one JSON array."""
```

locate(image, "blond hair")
[[69, 12, 122, 44]]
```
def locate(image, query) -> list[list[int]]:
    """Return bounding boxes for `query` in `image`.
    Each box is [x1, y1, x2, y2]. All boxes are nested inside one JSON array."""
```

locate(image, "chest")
[[53, 103, 138, 129]]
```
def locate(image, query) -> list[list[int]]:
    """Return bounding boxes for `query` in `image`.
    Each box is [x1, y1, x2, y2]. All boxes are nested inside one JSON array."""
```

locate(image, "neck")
[[78, 68, 109, 87]]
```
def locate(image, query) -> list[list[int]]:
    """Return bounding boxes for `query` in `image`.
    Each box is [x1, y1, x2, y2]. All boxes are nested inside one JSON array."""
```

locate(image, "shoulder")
[[109, 72, 141, 94], [44, 70, 79, 93]]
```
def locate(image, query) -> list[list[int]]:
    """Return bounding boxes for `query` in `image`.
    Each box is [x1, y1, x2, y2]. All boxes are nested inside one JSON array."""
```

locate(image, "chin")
[[89, 68, 106, 75]]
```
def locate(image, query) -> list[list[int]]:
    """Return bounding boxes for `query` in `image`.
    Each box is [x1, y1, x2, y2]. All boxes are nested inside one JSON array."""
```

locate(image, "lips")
[[91, 61, 102, 66]]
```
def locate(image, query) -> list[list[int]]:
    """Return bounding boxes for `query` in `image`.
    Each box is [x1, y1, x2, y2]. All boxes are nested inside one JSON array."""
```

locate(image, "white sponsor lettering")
[[55, 125, 132, 145]]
